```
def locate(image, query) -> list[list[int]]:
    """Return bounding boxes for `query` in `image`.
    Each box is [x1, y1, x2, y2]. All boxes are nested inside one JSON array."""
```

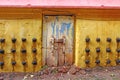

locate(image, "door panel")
[[42, 16, 74, 66]]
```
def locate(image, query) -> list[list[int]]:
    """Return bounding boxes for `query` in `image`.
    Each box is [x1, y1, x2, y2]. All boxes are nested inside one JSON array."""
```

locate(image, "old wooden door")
[[42, 16, 74, 66]]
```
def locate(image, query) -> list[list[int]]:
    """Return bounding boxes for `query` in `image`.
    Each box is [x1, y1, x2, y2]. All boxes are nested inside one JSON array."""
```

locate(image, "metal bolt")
[[11, 49, 16, 53], [116, 59, 120, 64], [107, 38, 111, 42], [22, 38, 26, 42], [85, 37, 90, 42], [85, 48, 90, 53], [116, 38, 120, 43], [116, 49, 120, 53], [96, 48, 100, 53], [32, 61, 37, 65], [0, 38, 5, 43], [85, 60, 90, 64], [106, 60, 111, 64], [32, 38, 37, 42], [21, 49, 26, 53], [96, 38, 100, 42], [12, 38, 16, 43], [12, 61, 16, 65], [0, 49, 4, 54], [22, 61, 26, 65], [0, 62, 4, 66], [106, 48, 111, 52], [32, 48, 37, 53], [95, 60, 100, 64]]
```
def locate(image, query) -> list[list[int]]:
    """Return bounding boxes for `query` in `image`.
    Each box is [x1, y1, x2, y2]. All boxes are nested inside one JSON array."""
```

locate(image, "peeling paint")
[[51, 22, 55, 35], [43, 16, 74, 66]]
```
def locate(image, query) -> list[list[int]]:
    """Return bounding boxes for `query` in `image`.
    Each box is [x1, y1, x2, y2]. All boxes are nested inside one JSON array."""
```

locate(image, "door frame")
[[41, 14, 76, 66]]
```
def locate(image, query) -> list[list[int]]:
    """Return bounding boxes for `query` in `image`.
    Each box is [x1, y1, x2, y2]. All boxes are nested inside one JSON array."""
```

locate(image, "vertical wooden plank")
[[47, 42, 58, 66], [45, 16, 58, 66], [58, 43, 65, 66], [65, 48, 73, 65], [42, 16, 48, 65], [59, 16, 74, 65], [42, 49, 47, 65]]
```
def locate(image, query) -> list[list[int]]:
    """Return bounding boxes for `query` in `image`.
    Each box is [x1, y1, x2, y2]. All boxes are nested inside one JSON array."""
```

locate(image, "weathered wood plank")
[[42, 48, 47, 65], [65, 49, 73, 65], [45, 16, 57, 66], [58, 43, 65, 66], [46, 48, 58, 66], [58, 16, 74, 65], [42, 16, 48, 65]]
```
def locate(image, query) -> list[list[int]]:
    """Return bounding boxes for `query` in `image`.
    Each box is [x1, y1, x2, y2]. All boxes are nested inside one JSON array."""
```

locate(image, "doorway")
[[42, 16, 74, 66]]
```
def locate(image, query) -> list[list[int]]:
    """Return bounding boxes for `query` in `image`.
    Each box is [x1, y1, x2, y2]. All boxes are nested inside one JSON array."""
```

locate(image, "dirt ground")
[[0, 65, 120, 80]]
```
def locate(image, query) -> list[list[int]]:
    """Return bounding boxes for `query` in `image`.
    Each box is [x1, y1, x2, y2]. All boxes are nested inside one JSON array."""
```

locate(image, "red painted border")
[[0, 0, 120, 9]]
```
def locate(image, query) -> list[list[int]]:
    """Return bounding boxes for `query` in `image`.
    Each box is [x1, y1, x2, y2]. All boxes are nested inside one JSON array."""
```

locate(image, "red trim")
[[0, 5, 120, 9], [0, 0, 120, 9]]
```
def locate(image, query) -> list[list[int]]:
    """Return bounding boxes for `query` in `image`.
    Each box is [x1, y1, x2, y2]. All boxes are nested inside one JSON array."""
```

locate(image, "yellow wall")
[[1, 17, 120, 72], [0, 7, 120, 71], [75, 19, 120, 68], [0, 19, 42, 72]]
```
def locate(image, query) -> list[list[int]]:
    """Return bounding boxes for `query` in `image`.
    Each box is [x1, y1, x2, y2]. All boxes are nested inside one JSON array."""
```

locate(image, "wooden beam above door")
[[0, 7, 120, 20]]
